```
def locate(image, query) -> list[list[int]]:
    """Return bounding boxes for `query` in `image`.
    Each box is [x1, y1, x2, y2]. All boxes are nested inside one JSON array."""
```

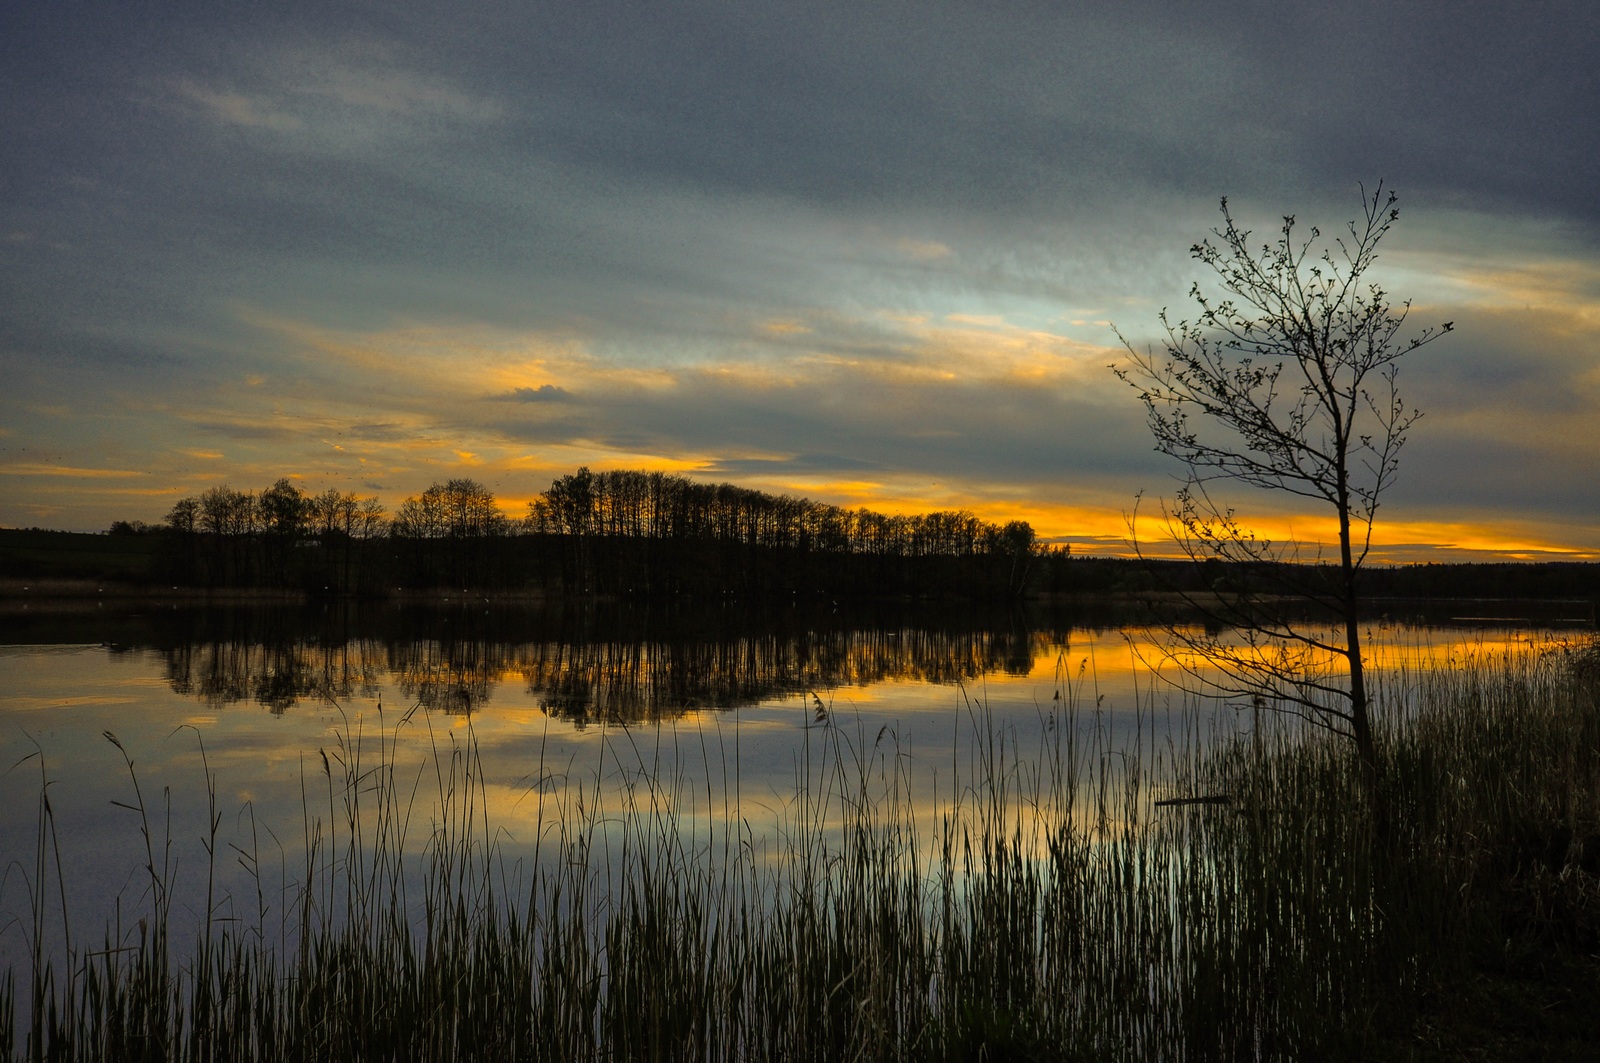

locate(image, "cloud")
[[0, 464, 146, 479], [2, 3, 1596, 555], [894, 238, 955, 263], [500, 384, 572, 403], [179, 83, 303, 131], [179, 418, 300, 442], [290, 45, 502, 123], [348, 423, 409, 441], [705, 453, 886, 476]]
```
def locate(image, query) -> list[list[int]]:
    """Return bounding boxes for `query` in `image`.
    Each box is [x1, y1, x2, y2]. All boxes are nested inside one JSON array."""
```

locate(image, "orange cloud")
[[893, 238, 955, 262], [0, 464, 146, 479], [761, 318, 813, 336]]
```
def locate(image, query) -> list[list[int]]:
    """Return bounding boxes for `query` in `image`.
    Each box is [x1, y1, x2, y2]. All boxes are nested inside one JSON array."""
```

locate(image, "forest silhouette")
[[151, 468, 1041, 599], [6, 469, 1597, 606]]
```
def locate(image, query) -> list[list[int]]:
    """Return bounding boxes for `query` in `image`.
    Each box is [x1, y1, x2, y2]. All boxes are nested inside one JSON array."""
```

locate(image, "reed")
[[4, 639, 1597, 1061]]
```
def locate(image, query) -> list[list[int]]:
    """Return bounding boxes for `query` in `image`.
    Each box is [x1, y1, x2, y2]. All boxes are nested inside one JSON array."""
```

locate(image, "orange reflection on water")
[[0, 617, 1587, 978]]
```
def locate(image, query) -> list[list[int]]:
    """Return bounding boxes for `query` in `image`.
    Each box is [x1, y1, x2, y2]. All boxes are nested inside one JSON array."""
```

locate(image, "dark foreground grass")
[[4, 640, 1599, 1061]]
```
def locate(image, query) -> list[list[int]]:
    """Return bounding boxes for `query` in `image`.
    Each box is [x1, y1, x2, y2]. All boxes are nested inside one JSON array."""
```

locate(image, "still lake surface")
[[1, 597, 1588, 970]]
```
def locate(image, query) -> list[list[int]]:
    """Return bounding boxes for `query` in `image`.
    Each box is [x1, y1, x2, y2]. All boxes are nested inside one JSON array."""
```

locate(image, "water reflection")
[[4, 598, 1584, 725], [1, 598, 1585, 987], [164, 639, 384, 713], [163, 626, 1042, 722], [519, 626, 1035, 725], [6, 602, 1063, 722]]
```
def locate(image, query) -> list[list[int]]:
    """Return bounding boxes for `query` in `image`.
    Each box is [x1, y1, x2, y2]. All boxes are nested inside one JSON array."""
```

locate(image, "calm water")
[[0, 598, 1582, 971]]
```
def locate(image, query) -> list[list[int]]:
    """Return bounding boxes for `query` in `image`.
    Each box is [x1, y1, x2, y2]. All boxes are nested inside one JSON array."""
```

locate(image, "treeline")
[[162, 479, 392, 593], [145, 470, 1038, 599], [526, 468, 1037, 599], [1032, 555, 1600, 613], [19, 471, 1596, 604]]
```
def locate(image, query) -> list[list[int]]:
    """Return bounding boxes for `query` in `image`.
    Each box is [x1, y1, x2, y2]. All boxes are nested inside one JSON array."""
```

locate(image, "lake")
[[0, 597, 1586, 977]]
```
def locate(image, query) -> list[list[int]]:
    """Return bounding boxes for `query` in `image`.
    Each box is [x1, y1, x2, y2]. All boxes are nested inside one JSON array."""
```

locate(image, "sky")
[[3, 1, 1597, 560]]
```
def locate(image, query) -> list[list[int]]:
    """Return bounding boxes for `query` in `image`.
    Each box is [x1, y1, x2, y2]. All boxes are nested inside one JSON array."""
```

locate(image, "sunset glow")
[[2, 6, 1595, 561]]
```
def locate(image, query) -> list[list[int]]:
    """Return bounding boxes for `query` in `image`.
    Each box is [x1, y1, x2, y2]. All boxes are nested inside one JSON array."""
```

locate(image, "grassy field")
[[4, 640, 1598, 1061]]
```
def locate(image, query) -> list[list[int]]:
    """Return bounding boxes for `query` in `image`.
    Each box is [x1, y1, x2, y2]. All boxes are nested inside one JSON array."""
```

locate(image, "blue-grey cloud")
[[500, 385, 571, 403], [1, 1, 1597, 553]]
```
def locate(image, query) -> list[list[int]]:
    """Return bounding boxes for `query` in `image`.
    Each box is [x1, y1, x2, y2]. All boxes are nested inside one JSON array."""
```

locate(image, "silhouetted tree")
[[392, 479, 508, 587], [257, 478, 307, 585], [195, 485, 257, 584], [995, 520, 1037, 597], [1115, 184, 1452, 780], [165, 497, 198, 535], [521, 467, 1039, 598]]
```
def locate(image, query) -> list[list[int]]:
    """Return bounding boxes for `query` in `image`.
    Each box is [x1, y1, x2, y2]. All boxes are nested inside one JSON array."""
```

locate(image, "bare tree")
[[1114, 185, 1452, 780]]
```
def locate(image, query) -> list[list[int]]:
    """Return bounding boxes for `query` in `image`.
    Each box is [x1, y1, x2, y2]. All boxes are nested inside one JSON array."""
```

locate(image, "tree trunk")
[[1338, 496, 1379, 791]]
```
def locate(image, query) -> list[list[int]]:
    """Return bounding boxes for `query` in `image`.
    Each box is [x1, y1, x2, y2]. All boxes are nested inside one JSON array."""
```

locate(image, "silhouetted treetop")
[[526, 467, 1034, 562]]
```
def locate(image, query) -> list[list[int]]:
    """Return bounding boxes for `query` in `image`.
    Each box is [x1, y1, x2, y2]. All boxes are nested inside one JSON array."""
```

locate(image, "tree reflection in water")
[[521, 626, 1036, 727], [130, 602, 1061, 721], [165, 639, 384, 714]]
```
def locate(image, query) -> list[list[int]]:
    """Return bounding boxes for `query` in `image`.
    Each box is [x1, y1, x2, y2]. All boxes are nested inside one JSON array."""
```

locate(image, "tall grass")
[[4, 639, 1598, 1061]]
